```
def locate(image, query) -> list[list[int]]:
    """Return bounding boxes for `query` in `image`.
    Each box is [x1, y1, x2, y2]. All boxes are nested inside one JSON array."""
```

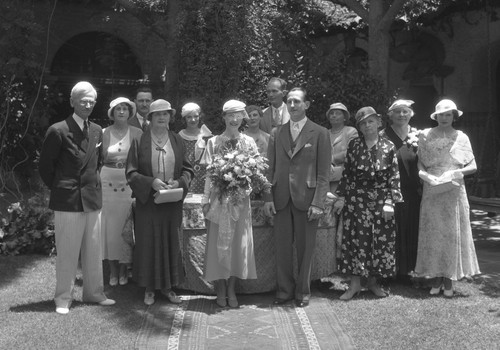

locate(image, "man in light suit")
[[39, 81, 115, 314], [259, 77, 290, 134], [129, 86, 153, 131], [264, 87, 331, 307]]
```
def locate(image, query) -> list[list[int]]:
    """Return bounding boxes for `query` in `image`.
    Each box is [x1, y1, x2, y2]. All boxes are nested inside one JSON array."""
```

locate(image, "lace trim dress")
[[414, 128, 480, 280]]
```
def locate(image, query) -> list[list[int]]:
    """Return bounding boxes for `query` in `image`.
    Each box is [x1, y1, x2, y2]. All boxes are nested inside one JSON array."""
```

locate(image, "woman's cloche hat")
[[355, 106, 381, 125], [430, 99, 463, 120], [147, 99, 176, 119], [388, 99, 414, 112], [326, 102, 350, 119], [223, 99, 246, 114], [181, 102, 201, 117], [108, 97, 136, 119]]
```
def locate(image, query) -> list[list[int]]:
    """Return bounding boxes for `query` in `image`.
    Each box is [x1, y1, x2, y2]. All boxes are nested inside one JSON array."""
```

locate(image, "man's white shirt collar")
[[136, 113, 146, 126], [291, 117, 307, 132], [72, 113, 86, 131]]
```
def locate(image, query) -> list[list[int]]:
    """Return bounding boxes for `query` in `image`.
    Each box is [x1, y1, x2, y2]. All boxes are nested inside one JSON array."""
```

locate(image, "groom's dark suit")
[[266, 119, 331, 303]]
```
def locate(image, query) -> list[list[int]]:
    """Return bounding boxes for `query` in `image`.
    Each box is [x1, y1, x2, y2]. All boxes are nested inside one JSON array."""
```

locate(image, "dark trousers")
[[274, 200, 318, 301]]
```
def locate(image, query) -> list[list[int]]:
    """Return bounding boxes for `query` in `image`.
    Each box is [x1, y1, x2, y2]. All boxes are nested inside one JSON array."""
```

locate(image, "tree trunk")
[[164, 0, 181, 104], [368, 0, 390, 87]]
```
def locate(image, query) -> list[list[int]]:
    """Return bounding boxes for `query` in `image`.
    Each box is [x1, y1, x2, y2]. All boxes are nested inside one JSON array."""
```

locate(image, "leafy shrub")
[[0, 192, 55, 256]]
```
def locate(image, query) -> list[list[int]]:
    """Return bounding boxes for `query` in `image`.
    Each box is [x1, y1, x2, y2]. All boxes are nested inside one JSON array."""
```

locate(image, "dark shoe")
[[339, 287, 361, 301], [227, 296, 239, 308], [215, 297, 227, 308], [295, 299, 309, 308], [273, 298, 293, 305], [161, 290, 182, 304]]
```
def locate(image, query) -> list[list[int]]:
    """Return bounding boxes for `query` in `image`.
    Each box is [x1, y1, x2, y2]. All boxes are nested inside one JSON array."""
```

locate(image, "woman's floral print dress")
[[336, 136, 402, 277]]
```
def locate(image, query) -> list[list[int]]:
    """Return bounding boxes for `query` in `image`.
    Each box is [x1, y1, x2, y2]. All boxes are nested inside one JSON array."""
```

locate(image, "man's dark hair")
[[135, 86, 153, 99], [288, 87, 307, 100]]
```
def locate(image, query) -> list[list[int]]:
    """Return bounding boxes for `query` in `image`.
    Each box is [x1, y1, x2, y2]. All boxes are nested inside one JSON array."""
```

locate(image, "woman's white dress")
[[202, 134, 258, 281], [414, 128, 480, 280], [101, 129, 134, 260]]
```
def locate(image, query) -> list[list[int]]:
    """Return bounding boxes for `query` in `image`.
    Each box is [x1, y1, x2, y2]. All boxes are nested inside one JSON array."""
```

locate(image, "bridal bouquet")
[[207, 148, 271, 206]]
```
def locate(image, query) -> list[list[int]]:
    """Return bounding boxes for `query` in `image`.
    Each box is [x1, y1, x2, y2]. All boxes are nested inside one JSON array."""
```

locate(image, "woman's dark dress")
[[336, 136, 402, 278], [126, 131, 194, 290], [380, 126, 422, 278]]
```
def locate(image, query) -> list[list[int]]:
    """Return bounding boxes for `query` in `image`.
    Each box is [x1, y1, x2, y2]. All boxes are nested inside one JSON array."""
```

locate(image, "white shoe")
[[109, 277, 118, 286], [56, 307, 69, 315], [98, 299, 116, 306], [119, 276, 128, 285], [144, 292, 155, 306], [429, 285, 443, 295]]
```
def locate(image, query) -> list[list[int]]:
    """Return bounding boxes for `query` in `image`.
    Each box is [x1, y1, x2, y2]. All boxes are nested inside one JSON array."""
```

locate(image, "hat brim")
[[147, 108, 176, 120], [108, 101, 137, 120], [326, 108, 350, 119], [356, 113, 381, 125], [430, 108, 463, 120]]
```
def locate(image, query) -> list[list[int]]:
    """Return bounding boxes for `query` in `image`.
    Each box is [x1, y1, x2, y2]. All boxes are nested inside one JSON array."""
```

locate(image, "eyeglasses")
[[79, 100, 96, 107]]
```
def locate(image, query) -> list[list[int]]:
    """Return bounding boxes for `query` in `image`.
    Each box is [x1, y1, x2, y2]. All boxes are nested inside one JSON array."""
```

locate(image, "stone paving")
[[470, 210, 500, 290]]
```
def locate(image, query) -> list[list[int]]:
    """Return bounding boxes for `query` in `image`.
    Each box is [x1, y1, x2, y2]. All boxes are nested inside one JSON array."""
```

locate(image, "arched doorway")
[[49, 31, 142, 126]]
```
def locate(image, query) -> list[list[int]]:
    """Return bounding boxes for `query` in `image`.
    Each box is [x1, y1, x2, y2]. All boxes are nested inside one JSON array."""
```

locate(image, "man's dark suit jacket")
[[128, 114, 148, 131], [39, 116, 103, 212]]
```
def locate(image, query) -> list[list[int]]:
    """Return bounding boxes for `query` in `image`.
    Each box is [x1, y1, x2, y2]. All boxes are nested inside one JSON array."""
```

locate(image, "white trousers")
[[54, 210, 106, 307]]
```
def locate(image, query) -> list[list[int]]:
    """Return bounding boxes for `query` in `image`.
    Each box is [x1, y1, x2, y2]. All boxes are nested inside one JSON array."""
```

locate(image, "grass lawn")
[[0, 254, 499, 349]]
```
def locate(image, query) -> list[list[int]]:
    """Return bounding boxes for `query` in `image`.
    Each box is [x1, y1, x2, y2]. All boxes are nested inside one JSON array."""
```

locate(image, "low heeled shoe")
[[295, 299, 309, 308], [429, 285, 443, 295], [144, 292, 155, 306], [55, 307, 69, 315], [98, 299, 116, 306], [163, 290, 182, 304], [273, 298, 293, 305]]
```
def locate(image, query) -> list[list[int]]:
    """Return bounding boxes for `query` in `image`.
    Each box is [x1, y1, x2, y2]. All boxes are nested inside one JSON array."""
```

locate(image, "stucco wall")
[[34, 1, 166, 84]]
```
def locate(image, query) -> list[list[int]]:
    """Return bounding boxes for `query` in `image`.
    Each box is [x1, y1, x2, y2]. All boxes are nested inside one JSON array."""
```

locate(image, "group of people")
[[38, 77, 480, 314]]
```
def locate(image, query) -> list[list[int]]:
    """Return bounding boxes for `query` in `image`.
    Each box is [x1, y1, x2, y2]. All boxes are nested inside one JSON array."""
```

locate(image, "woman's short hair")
[[110, 104, 134, 120], [245, 105, 263, 118]]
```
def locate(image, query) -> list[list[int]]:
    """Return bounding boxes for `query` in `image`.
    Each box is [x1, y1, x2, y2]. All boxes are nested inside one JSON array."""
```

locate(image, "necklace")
[[112, 126, 128, 140], [152, 130, 169, 144]]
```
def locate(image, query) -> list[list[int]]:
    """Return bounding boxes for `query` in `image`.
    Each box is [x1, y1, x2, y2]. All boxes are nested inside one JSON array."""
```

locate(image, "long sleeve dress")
[[414, 128, 480, 280], [202, 134, 258, 282], [380, 126, 422, 278], [336, 136, 403, 278], [126, 130, 194, 290]]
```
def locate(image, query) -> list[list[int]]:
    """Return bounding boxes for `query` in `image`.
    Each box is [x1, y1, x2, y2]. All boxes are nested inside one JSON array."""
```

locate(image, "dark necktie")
[[83, 121, 89, 140]]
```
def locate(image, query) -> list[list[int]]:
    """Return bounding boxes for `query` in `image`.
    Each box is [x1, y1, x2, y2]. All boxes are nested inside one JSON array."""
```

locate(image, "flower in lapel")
[[406, 127, 420, 152]]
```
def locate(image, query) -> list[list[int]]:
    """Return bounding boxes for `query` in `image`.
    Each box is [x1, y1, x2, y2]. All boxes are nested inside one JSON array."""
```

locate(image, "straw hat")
[[223, 100, 246, 114], [107, 97, 136, 119], [147, 99, 176, 120], [181, 102, 201, 117], [430, 99, 463, 120], [388, 99, 414, 112], [355, 106, 380, 125], [326, 102, 350, 119]]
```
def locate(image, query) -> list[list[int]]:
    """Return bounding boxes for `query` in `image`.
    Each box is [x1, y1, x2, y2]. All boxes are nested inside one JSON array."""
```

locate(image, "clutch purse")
[[154, 188, 184, 204], [427, 180, 460, 195]]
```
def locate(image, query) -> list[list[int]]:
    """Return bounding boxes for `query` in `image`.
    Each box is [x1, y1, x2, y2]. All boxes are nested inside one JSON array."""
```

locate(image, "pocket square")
[[304, 143, 312, 148]]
